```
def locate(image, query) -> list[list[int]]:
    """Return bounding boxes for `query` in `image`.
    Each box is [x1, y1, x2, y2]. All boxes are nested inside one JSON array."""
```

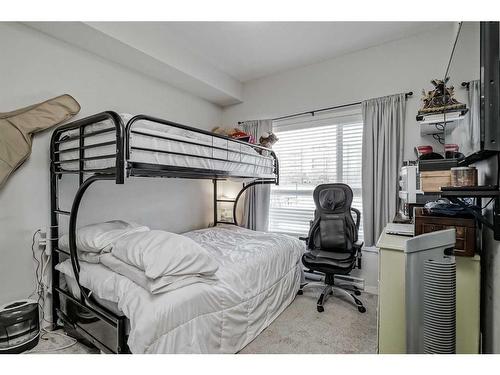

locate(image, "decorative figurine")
[[419, 77, 466, 115]]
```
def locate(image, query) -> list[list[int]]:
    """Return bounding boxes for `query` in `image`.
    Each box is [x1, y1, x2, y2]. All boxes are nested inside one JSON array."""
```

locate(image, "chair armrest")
[[351, 207, 361, 230], [299, 236, 310, 249], [354, 241, 363, 269]]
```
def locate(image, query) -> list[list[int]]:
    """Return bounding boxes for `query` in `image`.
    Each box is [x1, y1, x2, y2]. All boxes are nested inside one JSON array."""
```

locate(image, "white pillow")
[[100, 253, 216, 294], [111, 230, 218, 279], [58, 220, 150, 253]]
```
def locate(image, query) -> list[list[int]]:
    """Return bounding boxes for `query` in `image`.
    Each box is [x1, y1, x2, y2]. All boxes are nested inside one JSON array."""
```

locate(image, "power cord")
[[481, 198, 495, 210], [432, 123, 445, 145], [23, 229, 77, 354], [497, 152, 500, 188], [28, 230, 41, 300]]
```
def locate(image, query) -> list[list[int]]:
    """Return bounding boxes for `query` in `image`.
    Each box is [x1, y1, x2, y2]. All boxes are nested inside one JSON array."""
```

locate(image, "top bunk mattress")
[[56, 114, 275, 177]]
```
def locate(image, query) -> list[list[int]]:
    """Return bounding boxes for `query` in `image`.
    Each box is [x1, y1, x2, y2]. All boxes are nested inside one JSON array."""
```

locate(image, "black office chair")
[[299, 183, 365, 313]]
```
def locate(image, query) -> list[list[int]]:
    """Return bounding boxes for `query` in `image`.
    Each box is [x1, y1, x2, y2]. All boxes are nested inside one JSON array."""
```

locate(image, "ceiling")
[[160, 22, 448, 82], [26, 21, 450, 106]]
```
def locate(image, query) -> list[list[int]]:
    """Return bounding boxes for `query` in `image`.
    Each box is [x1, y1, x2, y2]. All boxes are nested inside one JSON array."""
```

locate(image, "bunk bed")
[[49, 111, 303, 353]]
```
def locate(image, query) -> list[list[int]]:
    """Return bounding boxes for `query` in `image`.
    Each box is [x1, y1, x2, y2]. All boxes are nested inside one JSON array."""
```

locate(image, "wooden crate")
[[414, 208, 476, 257], [420, 170, 451, 192]]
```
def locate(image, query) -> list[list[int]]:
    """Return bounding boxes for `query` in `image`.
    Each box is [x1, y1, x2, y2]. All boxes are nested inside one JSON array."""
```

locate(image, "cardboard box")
[[420, 170, 451, 192]]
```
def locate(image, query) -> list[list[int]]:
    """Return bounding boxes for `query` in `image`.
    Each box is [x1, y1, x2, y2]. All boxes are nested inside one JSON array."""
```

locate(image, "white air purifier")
[[423, 256, 456, 353], [404, 229, 456, 354]]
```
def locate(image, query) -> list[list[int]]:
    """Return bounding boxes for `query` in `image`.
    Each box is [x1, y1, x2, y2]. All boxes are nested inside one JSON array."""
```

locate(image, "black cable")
[[29, 230, 49, 328], [481, 198, 495, 209], [497, 152, 500, 188], [28, 230, 41, 300], [29, 230, 48, 335], [432, 133, 445, 145], [26, 229, 77, 352]]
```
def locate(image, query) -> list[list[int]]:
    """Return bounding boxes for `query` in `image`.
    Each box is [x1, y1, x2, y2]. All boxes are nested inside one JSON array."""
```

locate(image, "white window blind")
[[269, 106, 364, 238]]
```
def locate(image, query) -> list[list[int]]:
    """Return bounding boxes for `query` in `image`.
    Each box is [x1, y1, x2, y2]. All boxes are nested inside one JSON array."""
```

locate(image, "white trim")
[[362, 245, 379, 253], [364, 285, 379, 295]]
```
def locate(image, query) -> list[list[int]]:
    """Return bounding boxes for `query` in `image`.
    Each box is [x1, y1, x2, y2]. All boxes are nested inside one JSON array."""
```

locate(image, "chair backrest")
[[307, 183, 359, 253]]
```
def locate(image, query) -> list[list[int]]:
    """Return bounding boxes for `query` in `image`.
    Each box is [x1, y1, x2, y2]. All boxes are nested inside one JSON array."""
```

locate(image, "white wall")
[[222, 24, 462, 160], [221, 24, 461, 292], [0, 23, 222, 306]]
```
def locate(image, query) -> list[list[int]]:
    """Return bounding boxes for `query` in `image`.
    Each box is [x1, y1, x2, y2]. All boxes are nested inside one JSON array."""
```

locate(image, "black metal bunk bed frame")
[[49, 111, 278, 353]]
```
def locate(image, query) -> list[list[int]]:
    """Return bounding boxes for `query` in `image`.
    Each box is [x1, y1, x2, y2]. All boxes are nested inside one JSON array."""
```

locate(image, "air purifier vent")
[[423, 256, 456, 354]]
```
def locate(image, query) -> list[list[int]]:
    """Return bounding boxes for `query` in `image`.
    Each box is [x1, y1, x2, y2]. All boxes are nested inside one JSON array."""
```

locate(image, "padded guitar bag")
[[0, 94, 80, 189]]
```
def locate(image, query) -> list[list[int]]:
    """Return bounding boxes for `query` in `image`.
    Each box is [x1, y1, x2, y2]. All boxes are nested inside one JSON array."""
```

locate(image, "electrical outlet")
[[38, 228, 47, 250]]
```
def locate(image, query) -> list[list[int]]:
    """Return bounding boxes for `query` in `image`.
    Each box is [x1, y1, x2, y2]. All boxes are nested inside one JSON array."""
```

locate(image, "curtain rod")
[[268, 91, 413, 122]]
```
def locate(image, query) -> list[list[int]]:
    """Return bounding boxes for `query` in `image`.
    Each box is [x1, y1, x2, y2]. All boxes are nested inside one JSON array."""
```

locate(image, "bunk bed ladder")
[[213, 179, 237, 226], [50, 111, 129, 353]]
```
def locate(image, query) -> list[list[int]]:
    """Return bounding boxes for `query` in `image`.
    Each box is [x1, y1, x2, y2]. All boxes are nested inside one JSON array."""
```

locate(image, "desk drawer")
[[415, 209, 476, 257]]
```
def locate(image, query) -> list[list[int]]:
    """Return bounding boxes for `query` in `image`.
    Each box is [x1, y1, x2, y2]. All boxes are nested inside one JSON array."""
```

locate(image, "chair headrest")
[[313, 184, 353, 214]]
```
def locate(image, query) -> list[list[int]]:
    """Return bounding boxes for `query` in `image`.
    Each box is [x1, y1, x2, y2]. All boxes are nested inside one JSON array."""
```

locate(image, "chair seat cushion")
[[302, 250, 356, 274]]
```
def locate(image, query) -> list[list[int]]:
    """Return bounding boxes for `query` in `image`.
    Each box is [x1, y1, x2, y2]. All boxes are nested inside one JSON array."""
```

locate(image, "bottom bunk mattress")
[[56, 225, 304, 353]]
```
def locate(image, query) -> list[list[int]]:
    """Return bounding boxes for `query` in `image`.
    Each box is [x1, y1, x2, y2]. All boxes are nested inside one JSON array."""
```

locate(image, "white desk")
[[377, 230, 481, 354]]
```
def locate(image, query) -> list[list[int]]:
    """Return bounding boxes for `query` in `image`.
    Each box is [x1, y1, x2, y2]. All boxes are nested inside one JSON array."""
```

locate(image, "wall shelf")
[[416, 108, 468, 123], [418, 109, 468, 136]]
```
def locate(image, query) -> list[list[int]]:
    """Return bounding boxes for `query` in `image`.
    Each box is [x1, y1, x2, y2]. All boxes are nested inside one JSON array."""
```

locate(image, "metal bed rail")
[[125, 114, 278, 181], [51, 111, 126, 184], [49, 111, 279, 353], [50, 111, 128, 352]]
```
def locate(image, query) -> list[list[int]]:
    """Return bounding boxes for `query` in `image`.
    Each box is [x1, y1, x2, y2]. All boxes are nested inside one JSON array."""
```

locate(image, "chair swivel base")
[[299, 282, 366, 313]]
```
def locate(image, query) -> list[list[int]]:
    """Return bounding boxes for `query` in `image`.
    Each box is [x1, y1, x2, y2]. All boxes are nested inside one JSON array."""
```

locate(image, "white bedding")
[[57, 225, 304, 353], [100, 253, 218, 295], [58, 114, 275, 177]]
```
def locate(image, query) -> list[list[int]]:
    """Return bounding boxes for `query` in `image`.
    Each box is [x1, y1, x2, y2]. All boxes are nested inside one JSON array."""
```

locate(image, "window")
[[269, 106, 363, 238]]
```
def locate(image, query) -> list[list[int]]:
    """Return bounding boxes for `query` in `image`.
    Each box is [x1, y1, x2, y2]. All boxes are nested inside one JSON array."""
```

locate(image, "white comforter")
[[58, 226, 304, 353]]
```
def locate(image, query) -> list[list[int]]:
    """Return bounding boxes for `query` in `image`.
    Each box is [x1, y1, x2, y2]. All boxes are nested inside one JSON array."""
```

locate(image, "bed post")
[[49, 112, 126, 341], [213, 179, 218, 226], [49, 132, 60, 330]]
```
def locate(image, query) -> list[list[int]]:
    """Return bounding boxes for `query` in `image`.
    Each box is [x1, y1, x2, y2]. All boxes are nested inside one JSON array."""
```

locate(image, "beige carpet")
[[27, 330, 99, 354], [31, 289, 378, 354], [240, 288, 378, 354]]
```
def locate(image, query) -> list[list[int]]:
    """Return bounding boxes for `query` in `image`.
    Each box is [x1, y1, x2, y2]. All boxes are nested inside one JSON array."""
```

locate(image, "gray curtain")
[[239, 119, 272, 231], [361, 94, 406, 246]]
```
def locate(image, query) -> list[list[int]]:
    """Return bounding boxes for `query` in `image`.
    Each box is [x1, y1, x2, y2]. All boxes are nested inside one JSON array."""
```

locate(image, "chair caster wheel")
[[354, 290, 361, 296], [358, 306, 366, 313], [297, 290, 303, 295], [317, 306, 324, 313]]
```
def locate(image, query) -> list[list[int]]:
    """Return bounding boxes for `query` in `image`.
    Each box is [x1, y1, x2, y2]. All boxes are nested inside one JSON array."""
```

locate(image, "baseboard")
[[364, 285, 379, 295]]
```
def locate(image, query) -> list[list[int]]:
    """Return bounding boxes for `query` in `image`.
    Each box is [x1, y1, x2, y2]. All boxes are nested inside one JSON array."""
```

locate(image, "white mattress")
[[57, 225, 304, 353], [57, 114, 275, 177]]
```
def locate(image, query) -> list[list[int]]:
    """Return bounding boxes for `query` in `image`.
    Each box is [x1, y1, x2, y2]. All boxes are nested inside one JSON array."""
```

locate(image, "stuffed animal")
[[259, 131, 278, 149], [212, 126, 234, 137]]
